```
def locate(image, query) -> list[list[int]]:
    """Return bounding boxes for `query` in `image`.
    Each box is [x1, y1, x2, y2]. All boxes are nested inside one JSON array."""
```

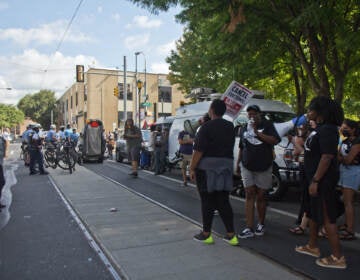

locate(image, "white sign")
[[221, 81, 254, 119]]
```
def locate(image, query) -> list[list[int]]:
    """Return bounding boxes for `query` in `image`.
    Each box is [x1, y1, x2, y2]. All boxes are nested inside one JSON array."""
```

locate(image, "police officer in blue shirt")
[[64, 124, 73, 140], [46, 124, 57, 146], [57, 125, 65, 140], [29, 124, 48, 175], [70, 128, 79, 145]]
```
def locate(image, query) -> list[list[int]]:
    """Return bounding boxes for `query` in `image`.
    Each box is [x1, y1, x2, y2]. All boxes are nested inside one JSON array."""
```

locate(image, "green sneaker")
[[223, 234, 239, 246], [193, 232, 214, 244]]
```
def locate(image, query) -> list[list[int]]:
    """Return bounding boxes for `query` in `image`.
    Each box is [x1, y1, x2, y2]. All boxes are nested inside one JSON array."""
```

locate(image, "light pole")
[[137, 80, 143, 128], [135, 51, 146, 126]]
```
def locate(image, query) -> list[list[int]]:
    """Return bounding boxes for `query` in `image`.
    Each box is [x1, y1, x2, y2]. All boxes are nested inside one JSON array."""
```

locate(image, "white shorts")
[[240, 163, 272, 189]]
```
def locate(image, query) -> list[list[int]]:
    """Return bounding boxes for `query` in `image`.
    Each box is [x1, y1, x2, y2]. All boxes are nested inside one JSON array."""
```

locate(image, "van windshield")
[[234, 111, 296, 126]]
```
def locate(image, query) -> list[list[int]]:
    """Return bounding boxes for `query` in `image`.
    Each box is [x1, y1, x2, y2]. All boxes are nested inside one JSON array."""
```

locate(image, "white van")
[[168, 94, 300, 200]]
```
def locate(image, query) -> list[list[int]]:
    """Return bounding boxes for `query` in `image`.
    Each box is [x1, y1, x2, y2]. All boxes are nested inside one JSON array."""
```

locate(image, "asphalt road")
[[0, 146, 114, 280], [85, 159, 360, 280]]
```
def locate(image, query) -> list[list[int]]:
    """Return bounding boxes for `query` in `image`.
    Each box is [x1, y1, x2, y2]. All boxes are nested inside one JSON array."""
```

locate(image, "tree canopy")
[[17, 90, 57, 129], [129, 0, 360, 117], [0, 104, 24, 129]]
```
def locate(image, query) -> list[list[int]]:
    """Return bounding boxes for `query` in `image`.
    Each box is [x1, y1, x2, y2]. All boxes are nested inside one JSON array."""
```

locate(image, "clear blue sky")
[[0, 0, 184, 104]]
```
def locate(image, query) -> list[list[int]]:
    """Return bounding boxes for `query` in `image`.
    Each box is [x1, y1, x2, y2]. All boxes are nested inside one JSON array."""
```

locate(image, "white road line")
[[48, 176, 126, 280]]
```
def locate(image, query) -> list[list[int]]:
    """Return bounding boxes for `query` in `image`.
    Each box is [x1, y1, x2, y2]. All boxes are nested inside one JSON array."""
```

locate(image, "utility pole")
[[123, 56, 127, 125]]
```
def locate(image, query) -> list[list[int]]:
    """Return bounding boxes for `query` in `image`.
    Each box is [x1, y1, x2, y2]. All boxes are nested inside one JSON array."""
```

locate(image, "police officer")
[[29, 124, 48, 175], [57, 125, 65, 141], [64, 124, 73, 141], [46, 124, 57, 146]]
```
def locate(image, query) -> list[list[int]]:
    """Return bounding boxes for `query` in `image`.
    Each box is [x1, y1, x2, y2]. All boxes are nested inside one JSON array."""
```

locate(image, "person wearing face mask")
[[236, 104, 281, 239], [337, 119, 360, 240]]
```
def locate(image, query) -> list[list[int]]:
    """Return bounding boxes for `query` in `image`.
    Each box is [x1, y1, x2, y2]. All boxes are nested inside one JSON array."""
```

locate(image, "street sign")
[[142, 102, 151, 107]]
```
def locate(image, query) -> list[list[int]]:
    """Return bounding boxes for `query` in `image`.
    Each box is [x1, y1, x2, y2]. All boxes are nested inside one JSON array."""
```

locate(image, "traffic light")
[[76, 65, 84, 82], [113, 87, 119, 97]]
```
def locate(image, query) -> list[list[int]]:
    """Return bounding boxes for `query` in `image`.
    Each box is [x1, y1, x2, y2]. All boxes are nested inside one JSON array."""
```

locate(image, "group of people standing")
[[21, 123, 80, 175], [189, 96, 356, 270], [119, 96, 356, 270]]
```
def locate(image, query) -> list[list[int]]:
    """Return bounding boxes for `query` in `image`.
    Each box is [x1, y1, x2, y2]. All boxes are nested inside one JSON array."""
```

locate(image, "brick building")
[[58, 67, 187, 133]]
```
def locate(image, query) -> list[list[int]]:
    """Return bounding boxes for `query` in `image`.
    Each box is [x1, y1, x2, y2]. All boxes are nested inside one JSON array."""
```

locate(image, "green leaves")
[[128, 0, 360, 118], [0, 104, 24, 129], [17, 90, 57, 129]]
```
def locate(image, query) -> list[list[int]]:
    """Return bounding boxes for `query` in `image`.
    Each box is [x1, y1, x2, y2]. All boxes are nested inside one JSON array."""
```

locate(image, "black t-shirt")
[[304, 124, 339, 180], [193, 118, 234, 158], [239, 120, 280, 171]]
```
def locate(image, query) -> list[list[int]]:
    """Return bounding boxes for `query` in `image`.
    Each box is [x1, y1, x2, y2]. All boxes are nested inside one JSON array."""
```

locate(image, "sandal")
[[338, 224, 347, 231], [295, 244, 321, 258], [318, 228, 328, 238], [316, 255, 347, 269], [339, 229, 356, 241], [289, 226, 305, 235]]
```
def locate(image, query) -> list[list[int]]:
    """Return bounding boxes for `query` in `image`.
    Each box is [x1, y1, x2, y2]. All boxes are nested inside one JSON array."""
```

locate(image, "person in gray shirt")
[[124, 119, 142, 178]]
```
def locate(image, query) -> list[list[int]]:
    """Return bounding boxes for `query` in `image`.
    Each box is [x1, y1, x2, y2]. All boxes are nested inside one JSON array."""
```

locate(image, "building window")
[[118, 111, 133, 120], [70, 96, 73, 109], [158, 86, 172, 102], [76, 92, 78, 106], [119, 83, 133, 100]]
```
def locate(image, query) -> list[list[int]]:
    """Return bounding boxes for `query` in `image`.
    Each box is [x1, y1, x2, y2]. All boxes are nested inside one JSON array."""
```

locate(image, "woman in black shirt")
[[295, 96, 346, 269]]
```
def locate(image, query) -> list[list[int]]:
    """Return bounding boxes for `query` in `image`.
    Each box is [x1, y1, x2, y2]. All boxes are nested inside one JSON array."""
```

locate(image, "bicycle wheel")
[[44, 150, 57, 169], [24, 150, 30, 165]]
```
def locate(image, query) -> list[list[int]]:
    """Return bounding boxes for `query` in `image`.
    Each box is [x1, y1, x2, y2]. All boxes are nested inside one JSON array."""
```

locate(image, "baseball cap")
[[246, 104, 261, 112]]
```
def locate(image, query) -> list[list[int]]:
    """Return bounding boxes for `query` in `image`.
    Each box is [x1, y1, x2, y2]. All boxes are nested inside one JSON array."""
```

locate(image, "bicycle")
[[57, 140, 77, 174], [20, 143, 30, 166], [43, 142, 58, 169]]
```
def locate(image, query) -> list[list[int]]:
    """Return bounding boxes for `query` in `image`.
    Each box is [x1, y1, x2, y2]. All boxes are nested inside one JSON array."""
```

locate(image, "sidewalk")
[[49, 165, 305, 280]]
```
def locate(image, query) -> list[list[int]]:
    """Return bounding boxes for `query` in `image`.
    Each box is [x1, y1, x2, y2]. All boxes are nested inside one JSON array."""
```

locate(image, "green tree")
[[17, 90, 57, 129], [0, 104, 24, 129], [129, 0, 360, 116]]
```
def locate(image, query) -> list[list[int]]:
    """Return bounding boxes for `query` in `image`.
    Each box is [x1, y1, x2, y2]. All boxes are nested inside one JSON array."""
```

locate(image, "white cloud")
[[0, 20, 92, 46], [157, 40, 176, 56], [0, 2, 9, 11], [0, 49, 99, 105], [112, 13, 121, 22], [124, 33, 150, 50], [127, 15, 162, 29], [97, 6, 103, 13], [151, 62, 169, 74]]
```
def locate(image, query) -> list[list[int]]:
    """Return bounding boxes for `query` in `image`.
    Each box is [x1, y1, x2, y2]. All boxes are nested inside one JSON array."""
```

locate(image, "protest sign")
[[221, 81, 254, 119]]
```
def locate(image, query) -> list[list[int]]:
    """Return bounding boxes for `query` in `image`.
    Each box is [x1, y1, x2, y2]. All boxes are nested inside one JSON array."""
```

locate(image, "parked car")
[[115, 129, 151, 163], [168, 92, 301, 200]]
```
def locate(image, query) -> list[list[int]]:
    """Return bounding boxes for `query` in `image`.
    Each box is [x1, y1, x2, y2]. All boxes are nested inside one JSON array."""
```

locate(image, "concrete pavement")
[[49, 164, 306, 280]]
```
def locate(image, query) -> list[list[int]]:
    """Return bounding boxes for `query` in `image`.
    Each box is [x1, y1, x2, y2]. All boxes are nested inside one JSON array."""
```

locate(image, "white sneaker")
[[255, 224, 265, 236], [238, 228, 254, 239]]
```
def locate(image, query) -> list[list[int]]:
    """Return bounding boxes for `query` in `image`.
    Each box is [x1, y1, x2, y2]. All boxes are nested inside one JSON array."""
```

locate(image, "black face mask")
[[342, 130, 350, 138]]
